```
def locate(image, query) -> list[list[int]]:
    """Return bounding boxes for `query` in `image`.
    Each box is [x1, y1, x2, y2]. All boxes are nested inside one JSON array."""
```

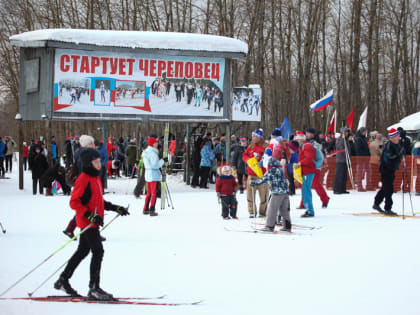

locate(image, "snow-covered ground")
[[1, 168, 420, 315]]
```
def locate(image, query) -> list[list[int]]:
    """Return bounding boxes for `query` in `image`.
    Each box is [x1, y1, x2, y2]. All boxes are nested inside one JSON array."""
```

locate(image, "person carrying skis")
[[250, 157, 292, 232], [216, 165, 239, 219], [142, 136, 165, 216], [54, 148, 129, 300]]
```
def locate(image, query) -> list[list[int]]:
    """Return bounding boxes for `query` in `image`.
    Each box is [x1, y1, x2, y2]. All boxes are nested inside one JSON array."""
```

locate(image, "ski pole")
[[0, 222, 5, 234], [27, 211, 124, 297], [0, 223, 93, 298], [165, 182, 175, 209]]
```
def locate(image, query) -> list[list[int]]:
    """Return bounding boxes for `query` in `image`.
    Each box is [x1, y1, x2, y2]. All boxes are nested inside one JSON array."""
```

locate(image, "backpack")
[[303, 142, 324, 169], [65, 164, 79, 187]]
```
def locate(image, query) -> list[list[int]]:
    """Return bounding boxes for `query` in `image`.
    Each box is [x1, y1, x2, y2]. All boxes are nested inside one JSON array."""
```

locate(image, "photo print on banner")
[[53, 49, 225, 117]]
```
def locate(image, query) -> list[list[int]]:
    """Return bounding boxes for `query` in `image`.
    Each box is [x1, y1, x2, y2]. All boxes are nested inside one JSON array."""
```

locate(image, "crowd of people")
[[189, 126, 420, 230], [1, 123, 420, 299]]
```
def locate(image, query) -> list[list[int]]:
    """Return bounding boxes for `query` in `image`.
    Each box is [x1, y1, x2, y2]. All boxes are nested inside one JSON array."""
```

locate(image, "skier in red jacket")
[[54, 148, 129, 300]]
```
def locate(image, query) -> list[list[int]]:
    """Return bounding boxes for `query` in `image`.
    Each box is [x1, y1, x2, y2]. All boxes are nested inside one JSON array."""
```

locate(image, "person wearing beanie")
[[250, 157, 292, 232], [141, 136, 165, 216], [262, 128, 286, 170], [242, 129, 269, 218], [63, 135, 98, 240], [54, 148, 129, 300], [295, 132, 316, 217], [298, 128, 330, 209], [372, 128, 402, 216]]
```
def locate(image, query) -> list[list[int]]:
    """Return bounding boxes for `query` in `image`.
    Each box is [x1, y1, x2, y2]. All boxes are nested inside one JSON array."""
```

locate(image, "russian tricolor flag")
[[310, 89, 333, 112]]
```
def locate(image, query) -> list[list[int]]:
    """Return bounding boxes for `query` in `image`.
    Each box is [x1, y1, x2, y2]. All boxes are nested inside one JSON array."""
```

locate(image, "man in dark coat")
[[373, 128, 402, 215], [354, 127, 371, 191], [29, 145, 49, 195], [333, 128, 351, 194]]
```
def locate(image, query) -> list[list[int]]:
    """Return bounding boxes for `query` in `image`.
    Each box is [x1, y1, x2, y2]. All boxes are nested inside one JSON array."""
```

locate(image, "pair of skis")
[[0, 294, 203, 306]]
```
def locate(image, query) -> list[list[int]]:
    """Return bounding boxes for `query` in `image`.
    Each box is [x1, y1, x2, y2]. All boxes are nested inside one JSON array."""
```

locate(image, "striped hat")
[[388, 128, 400, 138]]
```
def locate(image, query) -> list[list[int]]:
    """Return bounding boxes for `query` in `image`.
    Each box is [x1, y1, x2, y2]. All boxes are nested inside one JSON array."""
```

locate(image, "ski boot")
[[149, 206, 158, 217], [88, 284, 115, 301], [280, 220, 292, 232], [54, 276, 80, 297]]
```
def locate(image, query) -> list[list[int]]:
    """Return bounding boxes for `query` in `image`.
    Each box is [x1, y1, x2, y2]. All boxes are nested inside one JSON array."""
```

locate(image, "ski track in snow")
[[1, 168, 420, 315]]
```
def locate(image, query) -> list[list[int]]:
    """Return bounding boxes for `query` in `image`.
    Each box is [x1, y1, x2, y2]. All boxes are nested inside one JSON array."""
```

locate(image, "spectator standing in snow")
[[242, 129, 269, 218], [372, 128, 402, 216], [250, 157, 292, 232], [142, 136, 165, 216], [199, 138, 215, 189], [216, 165, 239, 219], [29, 144, 49, 195]]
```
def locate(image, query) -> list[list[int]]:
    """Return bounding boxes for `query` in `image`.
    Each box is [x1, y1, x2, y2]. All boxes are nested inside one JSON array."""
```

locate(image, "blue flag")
[[280, 117, 293, 140]]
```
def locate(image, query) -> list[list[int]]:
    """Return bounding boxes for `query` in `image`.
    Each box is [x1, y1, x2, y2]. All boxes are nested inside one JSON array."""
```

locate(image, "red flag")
[[346, 107, 355, 132], [327, 110, 336, 134]]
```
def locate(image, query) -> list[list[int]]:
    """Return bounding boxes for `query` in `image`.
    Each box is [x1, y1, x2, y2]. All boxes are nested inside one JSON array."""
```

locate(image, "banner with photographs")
[[231, 85, 262, 121], [53, 49, 225, 118]]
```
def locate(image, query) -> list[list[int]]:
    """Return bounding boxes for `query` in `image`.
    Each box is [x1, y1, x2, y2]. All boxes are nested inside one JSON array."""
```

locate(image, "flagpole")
[[325, 106, 332, 135]]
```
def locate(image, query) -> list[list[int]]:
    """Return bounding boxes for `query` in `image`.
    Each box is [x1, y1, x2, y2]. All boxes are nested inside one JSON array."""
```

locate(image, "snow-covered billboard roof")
[[9, 29, 248, 57]]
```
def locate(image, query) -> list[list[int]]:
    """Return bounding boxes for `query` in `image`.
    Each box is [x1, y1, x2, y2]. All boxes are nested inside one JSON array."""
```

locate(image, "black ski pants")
[[288, 171, 295, 195], [62, 227, 104, 288], [374, 171, 395, 211], [5, 155, 12, 172], [32, 178, 43, 195], [199, 166, 210, 188], [220, 195, 237, 218], [333, 162, 348, 193]]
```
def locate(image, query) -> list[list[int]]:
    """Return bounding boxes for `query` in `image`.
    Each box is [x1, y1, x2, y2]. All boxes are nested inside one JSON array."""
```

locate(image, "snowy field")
[[1, 167, 420, 315]]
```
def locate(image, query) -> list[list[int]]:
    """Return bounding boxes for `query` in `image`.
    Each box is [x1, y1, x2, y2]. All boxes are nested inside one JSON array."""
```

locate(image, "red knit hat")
[[147, 137, 158, 146], [295, 131, 306, 140], [388, 128, 400, 138]]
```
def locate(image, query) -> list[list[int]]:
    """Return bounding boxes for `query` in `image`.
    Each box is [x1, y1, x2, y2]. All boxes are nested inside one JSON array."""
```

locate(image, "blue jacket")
[[142, 146, 164, 182], [0, 141, 5, 158], [97, 143, 109, 167], [287, 151, 299, 174], [200, 143, 215, 167], [51, 142, 57, 159], [250, 158, 289, 195]]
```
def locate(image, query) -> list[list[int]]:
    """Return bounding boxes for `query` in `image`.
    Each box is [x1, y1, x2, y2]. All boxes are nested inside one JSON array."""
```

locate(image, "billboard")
[[53, 49, 226, 119], [231, 85, 261, 121]]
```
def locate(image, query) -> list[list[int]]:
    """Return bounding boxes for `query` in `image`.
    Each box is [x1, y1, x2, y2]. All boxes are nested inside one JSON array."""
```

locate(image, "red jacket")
[[242, 141, 268, 176], [23, 146, 29, 158], [70, 171, 104, 229], [298, 142, 316, 175], [216, 175, 238, 196]]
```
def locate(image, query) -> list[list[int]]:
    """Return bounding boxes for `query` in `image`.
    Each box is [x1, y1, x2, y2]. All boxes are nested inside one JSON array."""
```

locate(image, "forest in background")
[[0, 0, 419, 147]]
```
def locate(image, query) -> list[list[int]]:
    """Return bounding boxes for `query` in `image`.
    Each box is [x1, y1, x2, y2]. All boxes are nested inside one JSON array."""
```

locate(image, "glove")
[[253, 152, 260, 159], [280, 159, 287, 167], [217, 193, 221, 203], [163, 157, 168, 163], [250, 180, 256, 186], [84, 211, 104, 226], [116, 206, 130, 216]]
